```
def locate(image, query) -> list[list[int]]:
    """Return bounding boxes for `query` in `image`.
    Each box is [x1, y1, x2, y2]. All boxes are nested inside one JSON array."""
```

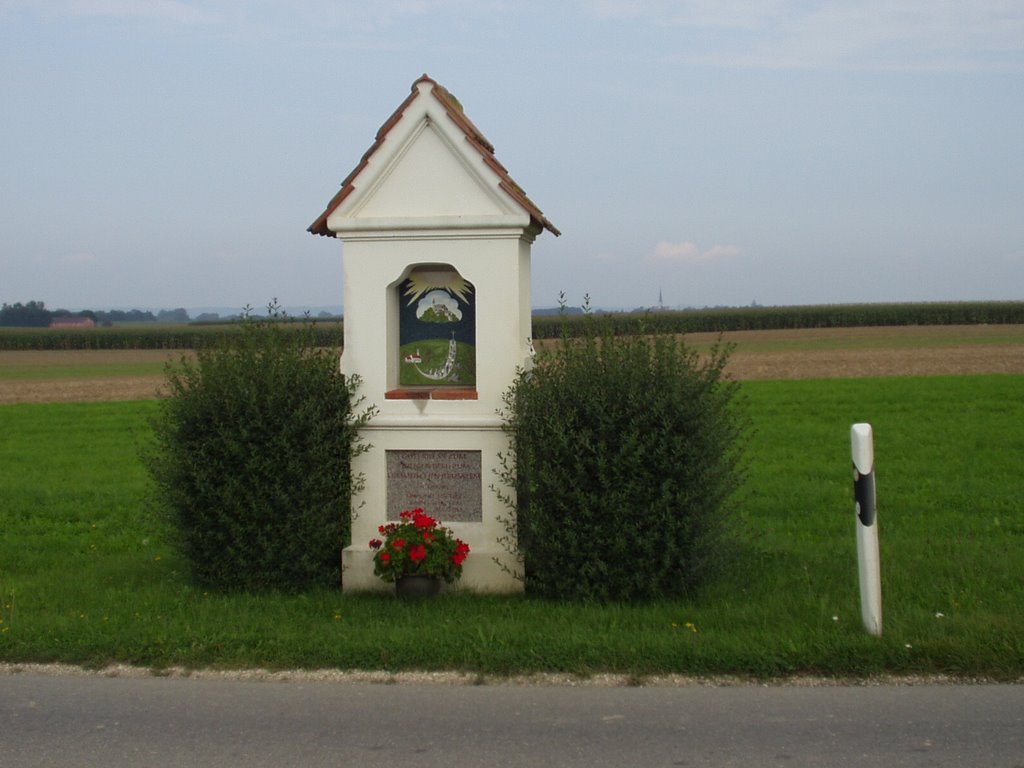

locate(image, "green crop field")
[[1, 374, 1021, 678]]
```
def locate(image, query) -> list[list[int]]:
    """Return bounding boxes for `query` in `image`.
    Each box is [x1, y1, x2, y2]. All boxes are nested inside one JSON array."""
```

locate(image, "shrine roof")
[[308, 74, 559, 238]]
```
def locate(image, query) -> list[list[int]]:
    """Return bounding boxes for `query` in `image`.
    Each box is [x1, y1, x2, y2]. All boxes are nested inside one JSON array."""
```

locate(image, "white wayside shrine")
[[309, 75, 559, 592]]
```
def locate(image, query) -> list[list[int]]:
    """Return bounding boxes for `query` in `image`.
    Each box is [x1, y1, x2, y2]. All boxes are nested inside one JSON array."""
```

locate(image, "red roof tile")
[[308, 74, 559, 238]]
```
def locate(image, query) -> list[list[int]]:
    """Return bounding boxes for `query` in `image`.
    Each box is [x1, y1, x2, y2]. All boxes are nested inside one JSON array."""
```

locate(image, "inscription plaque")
[[386, 450, 482, 522]]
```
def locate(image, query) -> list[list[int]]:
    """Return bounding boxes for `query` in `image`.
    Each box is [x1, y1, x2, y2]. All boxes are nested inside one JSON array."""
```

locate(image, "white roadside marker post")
[[851, 423, 882, 636]]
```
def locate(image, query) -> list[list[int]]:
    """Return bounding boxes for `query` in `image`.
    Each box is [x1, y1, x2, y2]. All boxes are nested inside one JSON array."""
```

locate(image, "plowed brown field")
[[2, 325, 1023, 404]]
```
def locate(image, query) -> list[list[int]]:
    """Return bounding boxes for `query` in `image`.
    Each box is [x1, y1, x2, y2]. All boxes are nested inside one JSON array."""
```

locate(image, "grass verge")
[[1, 376, 1022, 678]]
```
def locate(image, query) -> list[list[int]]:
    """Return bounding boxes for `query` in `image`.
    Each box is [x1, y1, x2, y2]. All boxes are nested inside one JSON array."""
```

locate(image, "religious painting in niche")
[[398, 266, 476, 387]]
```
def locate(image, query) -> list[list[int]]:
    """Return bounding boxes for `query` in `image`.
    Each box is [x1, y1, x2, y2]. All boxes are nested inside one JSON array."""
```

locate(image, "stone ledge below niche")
[[385, 388, 478, 401]]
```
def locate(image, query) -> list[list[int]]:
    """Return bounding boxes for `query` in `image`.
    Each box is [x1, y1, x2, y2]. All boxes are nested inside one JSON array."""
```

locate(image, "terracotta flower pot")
[[395, 574, 441, 599]]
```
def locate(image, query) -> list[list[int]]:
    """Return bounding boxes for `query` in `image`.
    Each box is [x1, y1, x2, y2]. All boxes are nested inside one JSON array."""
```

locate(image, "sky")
[[2, 1, 1022, 313]]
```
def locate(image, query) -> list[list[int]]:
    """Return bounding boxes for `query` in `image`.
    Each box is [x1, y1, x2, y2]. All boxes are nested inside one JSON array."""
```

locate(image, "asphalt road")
[[2, 672, 1022, 767]]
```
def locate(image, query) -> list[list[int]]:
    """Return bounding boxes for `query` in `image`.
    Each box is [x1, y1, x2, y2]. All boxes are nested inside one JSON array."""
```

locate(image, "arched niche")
[[386, 263, 477, 399]]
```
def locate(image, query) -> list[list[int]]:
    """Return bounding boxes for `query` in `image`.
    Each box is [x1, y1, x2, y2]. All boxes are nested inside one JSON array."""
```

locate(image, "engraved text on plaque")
[[386, 450, 482, 522]]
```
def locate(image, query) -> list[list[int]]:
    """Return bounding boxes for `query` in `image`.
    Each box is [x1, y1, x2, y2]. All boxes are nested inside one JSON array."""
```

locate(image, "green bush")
[[144, 303, 375, 591], [499, 305, 748, 601]]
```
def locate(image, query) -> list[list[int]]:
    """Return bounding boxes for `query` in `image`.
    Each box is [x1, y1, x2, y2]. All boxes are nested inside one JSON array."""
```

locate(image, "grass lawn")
[[1, 375, 1022, 679]]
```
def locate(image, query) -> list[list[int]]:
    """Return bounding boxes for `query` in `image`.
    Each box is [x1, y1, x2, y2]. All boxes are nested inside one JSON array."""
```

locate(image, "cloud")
[[701, 244, 743, 260], [59, 251, 98, 266], [742, 1, 1024, 72], [653, 240, 700, 262], [588, 0, 645, 19], [62, 0, 222, 25], [652, 241, 742, 264], [585, 0, 795, 28], [8, 0, 524, 45], [584, 0, 1024, 72], [416, 289, 462, 321]]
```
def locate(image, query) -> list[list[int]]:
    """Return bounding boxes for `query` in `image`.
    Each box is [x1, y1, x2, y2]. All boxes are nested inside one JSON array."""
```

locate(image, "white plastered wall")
[[337, 229, 534, 592]]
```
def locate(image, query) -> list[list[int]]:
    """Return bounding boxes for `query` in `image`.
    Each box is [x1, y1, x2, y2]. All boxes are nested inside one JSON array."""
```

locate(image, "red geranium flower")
[[369, 509, 468, 584], [413, 510, 436, 529]]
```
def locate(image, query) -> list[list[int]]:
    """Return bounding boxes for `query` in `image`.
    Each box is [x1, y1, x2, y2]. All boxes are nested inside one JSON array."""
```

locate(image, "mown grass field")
[[1, 368, 1021, 679]]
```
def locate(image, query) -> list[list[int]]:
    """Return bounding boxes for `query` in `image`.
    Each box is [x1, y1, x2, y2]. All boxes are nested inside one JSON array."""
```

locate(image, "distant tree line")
[[0, 301, 191, 327], [0, 301, 53, 327], [3, 299, 1023, 348], [531, 301, 1024, 339]]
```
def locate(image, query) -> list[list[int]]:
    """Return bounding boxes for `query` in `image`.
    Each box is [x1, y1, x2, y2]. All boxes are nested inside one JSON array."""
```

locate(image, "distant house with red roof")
[[49, 317, 95, 329]]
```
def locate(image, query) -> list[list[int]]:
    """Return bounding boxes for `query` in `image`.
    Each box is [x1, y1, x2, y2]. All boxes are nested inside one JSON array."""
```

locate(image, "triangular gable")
[[354, 117, 509, 220], [308, 75, 559, 237]]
